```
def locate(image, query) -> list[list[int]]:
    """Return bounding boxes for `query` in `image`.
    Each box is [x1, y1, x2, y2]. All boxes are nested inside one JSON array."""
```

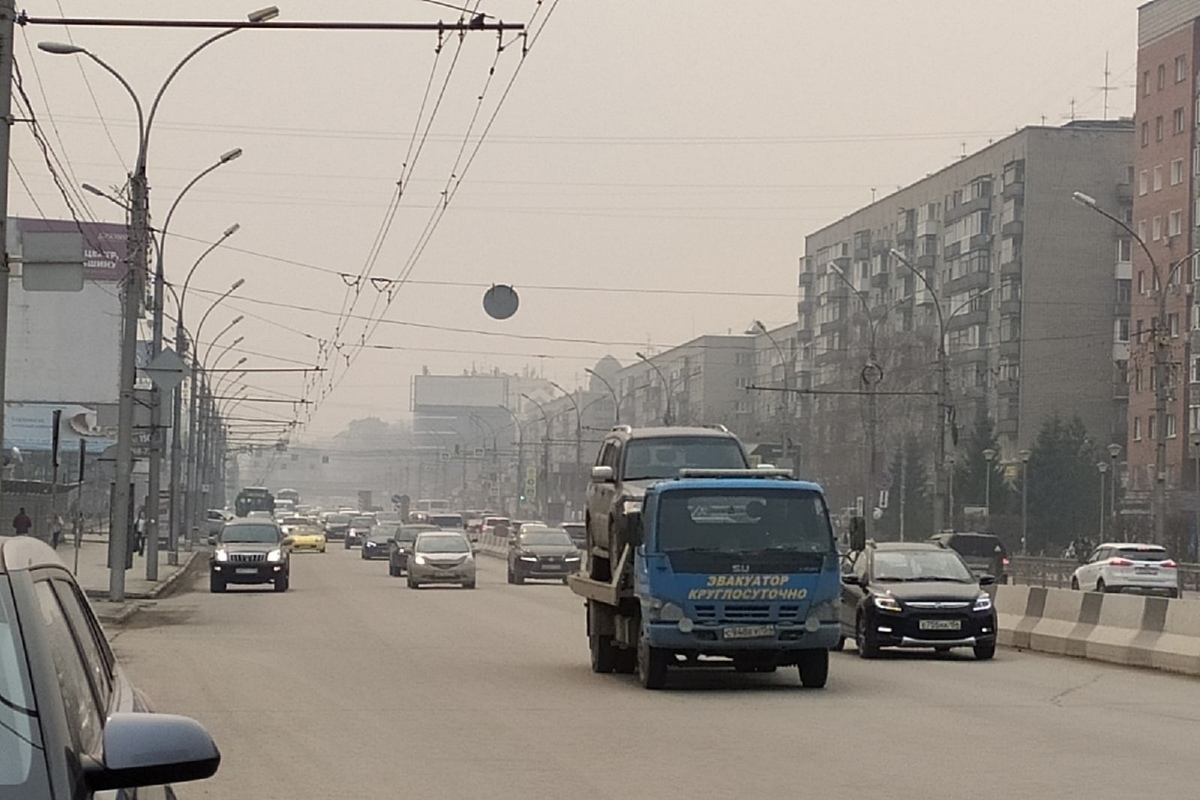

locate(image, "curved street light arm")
[[890, 249, 946, 344], [584, 368, 621, 423], [829, 265, 879, 360], [179, 224, 240, 318]]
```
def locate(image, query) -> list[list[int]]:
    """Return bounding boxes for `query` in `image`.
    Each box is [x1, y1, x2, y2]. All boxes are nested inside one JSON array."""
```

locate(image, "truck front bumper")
[[645, 620, 840, 652]]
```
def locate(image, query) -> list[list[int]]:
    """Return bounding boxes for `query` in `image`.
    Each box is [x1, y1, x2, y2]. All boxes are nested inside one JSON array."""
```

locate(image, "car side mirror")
[[206, 535, 216, 547], [591, 465, 614, 482], [387, 537, 395, 544], [281, 537, 294, 547], [82, 712, 220, 792], [841, 574, 862, 587], [978, 574, 996, 587]]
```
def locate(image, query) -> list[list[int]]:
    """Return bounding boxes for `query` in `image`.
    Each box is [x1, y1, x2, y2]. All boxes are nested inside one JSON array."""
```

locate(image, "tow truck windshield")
[[655, 489, 834, 554]]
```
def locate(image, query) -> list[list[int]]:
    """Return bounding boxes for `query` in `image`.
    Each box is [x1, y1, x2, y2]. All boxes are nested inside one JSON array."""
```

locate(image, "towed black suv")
[[929, 532, 1009, 584], [209, 518, 292, 593], [840, 541, 997, 660]]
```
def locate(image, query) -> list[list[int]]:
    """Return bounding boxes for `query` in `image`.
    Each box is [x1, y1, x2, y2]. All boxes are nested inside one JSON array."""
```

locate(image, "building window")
[[1167, 413, 1178, 439], [1139, 169, 1149, 194], [1117, 278, 1131, 302], [1138, 271, 1146, 294], [1170, 210, 1183, 237], [1176, 107, 1187, 135], [1169, 312, 1181, 337], [1142, 122, 1150, 147], [1172, 158, 1185, 185], [1116, 360, 1129, 386], [1138, 220, 1148, 242], [1157, 115, 1164, 141], [1118, 318, 1131, 343], [1144, 70, 1152, 96], [1191, 406, 1200, 433], [1149, 415, 1156, 439], [1159, 64, 1167, 90], [1135, 366, 1144, 391], [1153, 216, 1163, 240], [1192, 357, 1200, 383], [1154, 165, 1163, 191], [1117, 239, 1132, 263], [1134, 416, 1142, 440], [1178, 55, 1189, 82]]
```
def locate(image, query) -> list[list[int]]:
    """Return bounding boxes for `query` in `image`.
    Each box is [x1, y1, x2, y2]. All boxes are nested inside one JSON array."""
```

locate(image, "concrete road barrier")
[[996, 584, 1200, 676]]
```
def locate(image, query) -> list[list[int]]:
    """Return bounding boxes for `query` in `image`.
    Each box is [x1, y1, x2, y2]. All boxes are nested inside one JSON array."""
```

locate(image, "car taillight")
[[1161, 560, 1177, 568], [1108, 558, 1134, 566]]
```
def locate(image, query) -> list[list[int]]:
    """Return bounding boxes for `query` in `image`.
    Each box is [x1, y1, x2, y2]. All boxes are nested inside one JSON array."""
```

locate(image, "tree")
[[952, 415, 1000, 525], [875, 437, 933, 541], [1025, 414, 1102, 555]]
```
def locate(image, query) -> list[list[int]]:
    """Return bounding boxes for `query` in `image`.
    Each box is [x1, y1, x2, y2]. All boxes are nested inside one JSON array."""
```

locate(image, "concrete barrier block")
[[1086, 593, 1152, 668], [1151, 597, 1200, 675], [994, 585, 1030, 648], [1028, 589, 1087, 656]]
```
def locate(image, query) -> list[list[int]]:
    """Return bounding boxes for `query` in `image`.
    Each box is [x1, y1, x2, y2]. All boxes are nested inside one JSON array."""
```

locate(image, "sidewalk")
[[65, 536, 202, 623]]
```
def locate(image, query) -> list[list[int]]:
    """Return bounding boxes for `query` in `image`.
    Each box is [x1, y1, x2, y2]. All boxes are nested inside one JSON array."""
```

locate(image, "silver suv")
[[583, 425, 749, 582]]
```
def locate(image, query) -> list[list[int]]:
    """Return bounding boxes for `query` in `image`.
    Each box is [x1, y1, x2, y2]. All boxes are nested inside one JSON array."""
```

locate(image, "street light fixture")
[[584, 367, 620, 424], [1108, 442, 1122, 542], [548, 381, 582, 514], [635, 351, 673, 426], [982, 447, 996, 519], [520, 394, 551, 518]]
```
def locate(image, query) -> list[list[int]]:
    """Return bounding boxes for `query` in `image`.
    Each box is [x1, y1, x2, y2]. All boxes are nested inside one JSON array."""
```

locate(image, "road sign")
[[144, 347, 187, 393]]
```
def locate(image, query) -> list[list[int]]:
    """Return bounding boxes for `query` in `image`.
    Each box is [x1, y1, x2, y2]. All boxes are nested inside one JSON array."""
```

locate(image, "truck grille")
[[691, 603, 805, 622], [230, 552, 266, 563]]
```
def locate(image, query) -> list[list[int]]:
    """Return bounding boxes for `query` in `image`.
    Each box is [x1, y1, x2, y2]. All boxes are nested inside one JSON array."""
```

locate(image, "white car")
[[1071, 542, 1179, 598]]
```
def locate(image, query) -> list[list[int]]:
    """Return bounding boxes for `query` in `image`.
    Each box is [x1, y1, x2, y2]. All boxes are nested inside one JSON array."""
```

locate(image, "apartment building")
[[798, 120, 1134, 513], [1129, 0, 1200, 522]]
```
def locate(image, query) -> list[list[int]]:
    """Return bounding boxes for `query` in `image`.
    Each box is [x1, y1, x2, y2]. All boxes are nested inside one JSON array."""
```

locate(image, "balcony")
[[947, 308, 988, 331], [1002, 180, 1025, 200], [831, 255, 850, 269], [795, 328, 813, 343], [943, 195, 992, 225], [1000, 256, 1023, 277], [969, 232, 993, 251], [997, 418, 1019, 437], [996, 379, 1019, 397], [916, 253, 936, 269], [1000, 340, 1021, 359], [820, 318, 847, 335], [944, 241, 962, 260], [896, 226, 915, 245], [1001, 219, 1024, 238], [1000, 298, 1021, 317], [1116, 183, 1133, 203], [1114, 299, 1131, 317], [951, 346, 989, 364], [946, 270, 991, 294], [854, 245, 871, 261], [872, 239, 892, 255], [798, 272, 814, 287], [871, 271, 890, 289]]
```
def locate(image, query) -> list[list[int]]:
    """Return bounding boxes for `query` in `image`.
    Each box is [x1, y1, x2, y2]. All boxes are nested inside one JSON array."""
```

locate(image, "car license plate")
[[235, 568, 257, 575], [1135, 567, 1159, 574], [919, 619, 962, 631], [544, 564, 564, 571], [724, 624, 776, 640]]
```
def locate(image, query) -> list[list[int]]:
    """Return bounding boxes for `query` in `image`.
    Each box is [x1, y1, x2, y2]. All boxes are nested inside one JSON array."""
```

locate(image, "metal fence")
[[1009, 555, 1200, 593]]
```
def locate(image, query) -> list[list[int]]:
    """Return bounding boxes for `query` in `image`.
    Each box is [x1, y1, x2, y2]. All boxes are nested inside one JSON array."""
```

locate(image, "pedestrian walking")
[[135, 508, 147, 556], [12, 507, 31, 536]]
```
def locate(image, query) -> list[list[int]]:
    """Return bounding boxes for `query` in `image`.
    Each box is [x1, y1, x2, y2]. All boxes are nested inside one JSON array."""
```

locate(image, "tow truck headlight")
[[621, 498, 642, 515], [648, 601, 684, 622], [873, 595, 902, 613], [267, 549, 283, 562], [973, 594, 993, 612], [215, 549, 228, 562], [808, 600, 839, 623]]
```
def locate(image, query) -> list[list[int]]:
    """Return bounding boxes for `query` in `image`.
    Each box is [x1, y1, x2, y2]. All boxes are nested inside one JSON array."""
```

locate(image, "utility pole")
[[0, 1, 15, 513]]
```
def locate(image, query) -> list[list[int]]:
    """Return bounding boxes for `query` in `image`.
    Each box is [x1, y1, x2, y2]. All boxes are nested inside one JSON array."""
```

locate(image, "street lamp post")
[[753, 320, 794, 472], [521, 394, 551, 519], [584, 367, 620, 424], [1097, 462, 1109, 541], [635, 352, 673, 426], [1073, 191, 1200, 543], [982, 447, 996, 520], [37, 6, 275, 602], [497, 405, 525, 517], [1019, 449, 1032, 555], [1108, 442, 1122, 542], [548, 381, 582, 516]]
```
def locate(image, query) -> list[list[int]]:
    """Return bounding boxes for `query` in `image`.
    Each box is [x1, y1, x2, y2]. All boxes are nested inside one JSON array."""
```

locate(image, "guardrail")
[[1008, 555, 1200, 593]]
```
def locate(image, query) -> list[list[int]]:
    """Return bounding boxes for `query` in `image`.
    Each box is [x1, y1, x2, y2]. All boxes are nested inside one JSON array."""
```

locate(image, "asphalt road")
[[109, 546, 1200, 800]]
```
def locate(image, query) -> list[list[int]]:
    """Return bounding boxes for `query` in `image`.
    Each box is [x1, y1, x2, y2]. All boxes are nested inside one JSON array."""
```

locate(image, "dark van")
[[929, 532, 1010, 584]]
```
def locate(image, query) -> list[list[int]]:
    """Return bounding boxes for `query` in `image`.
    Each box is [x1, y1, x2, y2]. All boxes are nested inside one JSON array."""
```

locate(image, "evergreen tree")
[[875, 437, 934, 541], [1026, 414, 1102, 555]]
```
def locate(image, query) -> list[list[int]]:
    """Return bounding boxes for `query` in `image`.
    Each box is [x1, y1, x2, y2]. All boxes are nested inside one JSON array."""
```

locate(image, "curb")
[[83, 551, 201, 603]]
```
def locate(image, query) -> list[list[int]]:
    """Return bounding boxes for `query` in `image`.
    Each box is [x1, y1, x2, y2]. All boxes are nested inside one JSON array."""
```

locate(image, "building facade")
[[799, 121, 1134, 519]]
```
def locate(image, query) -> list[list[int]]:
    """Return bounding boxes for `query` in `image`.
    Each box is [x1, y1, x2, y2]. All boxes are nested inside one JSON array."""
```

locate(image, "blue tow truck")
[[567, 469, 843, 689]]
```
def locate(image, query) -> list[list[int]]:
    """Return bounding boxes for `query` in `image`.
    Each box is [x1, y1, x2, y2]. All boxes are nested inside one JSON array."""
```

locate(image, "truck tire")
[[796, 649, 829, 688], [637, 631, 668, 690], [613, 647, 637, 674], [589, 635, 616, 674]]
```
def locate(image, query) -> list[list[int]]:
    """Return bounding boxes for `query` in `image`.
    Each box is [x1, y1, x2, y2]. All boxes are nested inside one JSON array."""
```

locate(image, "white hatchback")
[[1071, 543, 1179, 598]]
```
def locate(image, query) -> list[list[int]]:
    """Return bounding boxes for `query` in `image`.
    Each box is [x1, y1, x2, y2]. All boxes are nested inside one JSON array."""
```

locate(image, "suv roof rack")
[[610, 424, 633, 433], [677, 468, 794, 479], [699, 423, 731, 433]]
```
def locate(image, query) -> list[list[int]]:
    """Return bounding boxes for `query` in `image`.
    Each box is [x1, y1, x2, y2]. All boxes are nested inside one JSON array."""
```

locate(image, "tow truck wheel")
[[589, 635, 616, 674], [613, 647, 637, 674], [637, 632, 668, 690], [796, 649, 829, 688]]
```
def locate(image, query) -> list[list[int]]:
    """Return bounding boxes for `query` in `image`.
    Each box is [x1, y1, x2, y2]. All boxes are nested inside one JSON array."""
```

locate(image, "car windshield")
[[293, 527, 322, 536], [418, 535, 470, 553], [872, 550, 975, 582], [351, 517, 376, 527], [0, 577, 45, 797], [281, 517, 307, 526], [372, 526, 399, 537], [520, 531, 573, 546], [429, 515, 463, 528], [622, 436, 747, 481], [943, 535, 1007, 558], [327, 514, 350, 525], [1115, 547, 1169, 562], [221, 525, 280, 544], [655, 489, 835, 553]]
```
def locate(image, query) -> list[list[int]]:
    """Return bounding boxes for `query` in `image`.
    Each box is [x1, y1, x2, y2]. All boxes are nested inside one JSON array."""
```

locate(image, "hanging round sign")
[[483, 284, 519, 320]]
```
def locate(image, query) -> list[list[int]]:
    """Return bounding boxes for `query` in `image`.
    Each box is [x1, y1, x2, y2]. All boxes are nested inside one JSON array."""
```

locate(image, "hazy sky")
[[10, 1, 1142, 439]]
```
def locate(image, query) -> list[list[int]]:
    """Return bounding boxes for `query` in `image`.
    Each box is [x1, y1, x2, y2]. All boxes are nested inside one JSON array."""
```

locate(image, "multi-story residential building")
[[1130, 0, 1200, 531], [799, 120, 1134, 519]]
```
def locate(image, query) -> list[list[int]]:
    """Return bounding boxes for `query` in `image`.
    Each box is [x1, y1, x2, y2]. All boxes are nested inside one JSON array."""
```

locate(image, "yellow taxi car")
[[288, 523, 327, 553]]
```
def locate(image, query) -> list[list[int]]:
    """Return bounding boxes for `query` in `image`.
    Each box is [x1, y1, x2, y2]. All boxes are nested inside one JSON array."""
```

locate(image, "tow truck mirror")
[[848, 516, 866, 552], [591, 465, 614, 482]]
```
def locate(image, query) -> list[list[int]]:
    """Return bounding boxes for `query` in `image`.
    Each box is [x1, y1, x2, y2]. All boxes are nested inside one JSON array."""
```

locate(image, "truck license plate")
[[235, 568, 257, 575], [919, 619, 961, 631], [724, 625, 776, 640]]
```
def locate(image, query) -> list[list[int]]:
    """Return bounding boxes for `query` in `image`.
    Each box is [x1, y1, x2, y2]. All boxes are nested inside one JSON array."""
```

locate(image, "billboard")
[[413, 375, 509, 409], [11, 216, 128, 281], [3, 402, 118, 452]]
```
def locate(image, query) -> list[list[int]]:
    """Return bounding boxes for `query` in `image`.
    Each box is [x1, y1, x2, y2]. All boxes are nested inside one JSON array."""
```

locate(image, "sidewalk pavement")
[[64, 536, 203, 624]]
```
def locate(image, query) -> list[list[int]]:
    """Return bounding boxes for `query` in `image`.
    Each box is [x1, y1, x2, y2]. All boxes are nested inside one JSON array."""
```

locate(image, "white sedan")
[[1071, 542, 1179, 598]]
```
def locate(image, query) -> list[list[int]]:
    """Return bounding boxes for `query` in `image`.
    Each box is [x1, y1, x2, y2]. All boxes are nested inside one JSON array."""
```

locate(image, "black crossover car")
[[839, 541, 997, 660], [209, 518, 292, 592], [506, 526, 582, 584], [0, 536, 221, 797]]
